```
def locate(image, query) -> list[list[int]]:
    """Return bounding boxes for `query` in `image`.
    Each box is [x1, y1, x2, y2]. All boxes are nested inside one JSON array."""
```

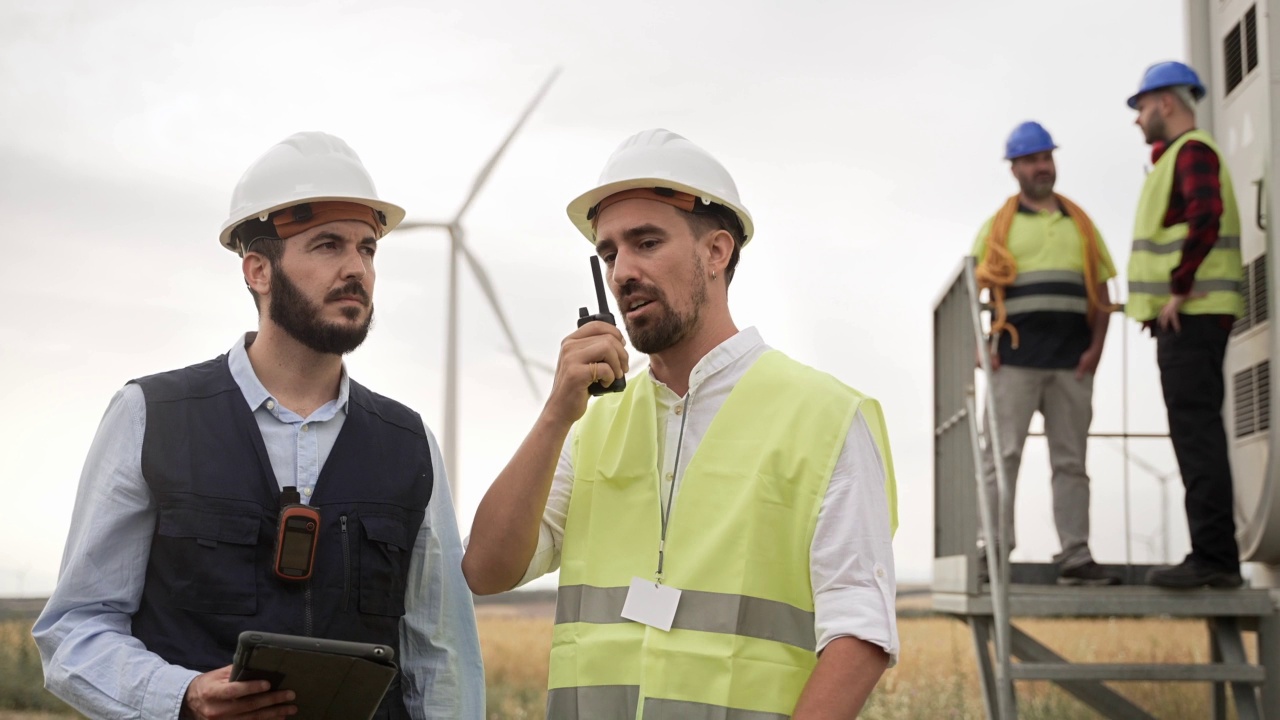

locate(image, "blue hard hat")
[[1004, 121, 1057, 161], [1127, 61, 1206, 109]]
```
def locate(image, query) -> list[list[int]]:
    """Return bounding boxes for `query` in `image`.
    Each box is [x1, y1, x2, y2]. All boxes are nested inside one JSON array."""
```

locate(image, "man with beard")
[[971, 121, 1121, 586], [33, 132, 483, 719], [1126, 62, 1245, 589], [463, 129, 899, 718]]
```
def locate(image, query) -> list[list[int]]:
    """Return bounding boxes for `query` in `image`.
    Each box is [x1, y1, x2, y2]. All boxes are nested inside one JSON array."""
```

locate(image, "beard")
[[1142, 114, 1167, 145], [620, 254, 708, 354], [1018, 172, 1056, 201], [269, 263, 373, 355]]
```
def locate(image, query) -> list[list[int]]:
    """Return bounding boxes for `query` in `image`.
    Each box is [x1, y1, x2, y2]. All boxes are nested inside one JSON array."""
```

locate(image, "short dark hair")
[[682, 204, 744, 286], [233, 218, 286, 311]]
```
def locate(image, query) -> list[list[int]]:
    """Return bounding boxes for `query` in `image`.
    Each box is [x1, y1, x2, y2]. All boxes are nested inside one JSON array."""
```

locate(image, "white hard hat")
[[567, 128, 754, 245], [218, 131, 406, 253]]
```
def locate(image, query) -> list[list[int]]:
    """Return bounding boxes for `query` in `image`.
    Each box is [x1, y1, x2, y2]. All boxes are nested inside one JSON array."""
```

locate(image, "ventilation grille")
[[1226, 24, 1244, 94], [1245, 6, 1259, 74], [1235, 365, 1256, 437], [1259, 361, 1271, 432], [1233, 253, 1268, 335], [1234, 360, 1271, 439], [1225, 4, 1260, 98], [1254, 253, 1268, 323]]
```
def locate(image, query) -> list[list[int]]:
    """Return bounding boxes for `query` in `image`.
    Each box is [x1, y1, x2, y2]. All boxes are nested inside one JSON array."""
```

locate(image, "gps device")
[[274, 487, 320, 581]]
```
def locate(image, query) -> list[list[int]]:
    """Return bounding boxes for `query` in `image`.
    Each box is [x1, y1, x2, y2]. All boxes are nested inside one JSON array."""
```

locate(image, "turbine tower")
[[398, 69, 559, 503]]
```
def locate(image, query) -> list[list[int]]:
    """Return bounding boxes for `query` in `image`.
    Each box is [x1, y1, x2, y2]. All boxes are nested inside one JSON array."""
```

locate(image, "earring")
[[712, 271, 718, 280]]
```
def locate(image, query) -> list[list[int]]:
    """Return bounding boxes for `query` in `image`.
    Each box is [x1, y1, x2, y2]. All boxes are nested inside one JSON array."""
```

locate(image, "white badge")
[[620, 576, 681, 631]]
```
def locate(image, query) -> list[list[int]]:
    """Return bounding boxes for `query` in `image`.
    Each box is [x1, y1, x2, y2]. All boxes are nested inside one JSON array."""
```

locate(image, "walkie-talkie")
[[578, 256, 626, 396]]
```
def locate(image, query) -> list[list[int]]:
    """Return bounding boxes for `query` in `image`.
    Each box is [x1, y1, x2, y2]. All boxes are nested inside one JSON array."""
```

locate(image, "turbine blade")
[[396, 220, 452, 232], [453, 228, 541, 398], [453, 68, 561, 222], [500, 345, 556, 376]]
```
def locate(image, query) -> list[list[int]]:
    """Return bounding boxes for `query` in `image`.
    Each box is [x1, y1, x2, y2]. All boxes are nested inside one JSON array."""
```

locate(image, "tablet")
[[231, 631, 399, 720], [232, 631, 396, 678]]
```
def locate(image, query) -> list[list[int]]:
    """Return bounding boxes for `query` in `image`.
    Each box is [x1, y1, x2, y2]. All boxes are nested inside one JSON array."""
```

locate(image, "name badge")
[[620, 576, 681, 631]]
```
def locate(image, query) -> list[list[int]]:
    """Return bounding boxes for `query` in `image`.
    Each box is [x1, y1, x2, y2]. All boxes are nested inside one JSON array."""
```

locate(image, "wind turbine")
[[398, 69, 559, 503]]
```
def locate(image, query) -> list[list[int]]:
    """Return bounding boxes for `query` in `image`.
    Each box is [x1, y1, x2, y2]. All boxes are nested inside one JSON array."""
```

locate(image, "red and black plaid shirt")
[[1151, 134, 1224, 296]]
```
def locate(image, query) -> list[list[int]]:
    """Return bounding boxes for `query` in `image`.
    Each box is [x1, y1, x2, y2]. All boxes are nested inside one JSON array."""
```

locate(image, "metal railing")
[[933, 257, 1017, 717]]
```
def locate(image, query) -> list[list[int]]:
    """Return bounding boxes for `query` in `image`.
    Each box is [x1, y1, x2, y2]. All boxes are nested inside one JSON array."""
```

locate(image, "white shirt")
[[519, 327, 899, 664]]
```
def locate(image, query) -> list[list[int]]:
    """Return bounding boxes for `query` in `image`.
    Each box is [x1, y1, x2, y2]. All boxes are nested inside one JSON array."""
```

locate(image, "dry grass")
[[477, 611, 1254, 720], [0, 621, 80, 717], [1, 612, 1257, 719]]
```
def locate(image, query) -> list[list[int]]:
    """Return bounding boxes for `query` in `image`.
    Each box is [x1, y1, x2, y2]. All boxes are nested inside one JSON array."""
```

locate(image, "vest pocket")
[[154, 503, 260, 615], [358, 514, 412, 617]]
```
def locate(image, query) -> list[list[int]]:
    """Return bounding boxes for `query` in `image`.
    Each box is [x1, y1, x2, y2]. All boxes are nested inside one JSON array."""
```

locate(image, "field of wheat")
[[0, 610, 1255, 719], [476, 607, 1246, 719]]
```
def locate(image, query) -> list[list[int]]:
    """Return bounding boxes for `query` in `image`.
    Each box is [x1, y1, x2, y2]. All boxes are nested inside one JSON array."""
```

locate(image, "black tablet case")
[[236, 643, 398, 719]]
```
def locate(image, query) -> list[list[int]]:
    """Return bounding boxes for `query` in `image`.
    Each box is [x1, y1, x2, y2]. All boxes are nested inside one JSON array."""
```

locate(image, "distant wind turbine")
[[398, 69, 560, 503]]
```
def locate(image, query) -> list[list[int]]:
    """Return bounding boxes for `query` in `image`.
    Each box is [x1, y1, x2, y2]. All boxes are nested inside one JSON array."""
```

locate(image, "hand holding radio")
[[542, 256, 629, 427], [577, 256, 627, 396]]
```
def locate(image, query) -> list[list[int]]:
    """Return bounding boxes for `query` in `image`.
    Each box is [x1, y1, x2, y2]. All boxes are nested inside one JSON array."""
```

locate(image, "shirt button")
[[875, 567, 886, 579], [665, 472, 674, 481], [303, 487, 313, 497], [301, 424, 309, 432], [674, 405, 684, 416], [266, 400, 275, 410]]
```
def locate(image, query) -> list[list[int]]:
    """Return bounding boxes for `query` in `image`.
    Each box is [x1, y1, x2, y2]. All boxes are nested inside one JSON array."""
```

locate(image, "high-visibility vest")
[[1126, 129, 1243, 321], [972, 206, 1116, 318], [547, 350, 896, 720]]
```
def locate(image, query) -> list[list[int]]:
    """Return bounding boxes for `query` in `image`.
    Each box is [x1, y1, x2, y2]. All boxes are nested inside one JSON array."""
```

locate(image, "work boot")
[[1057, 561, 1122, 586], [1146, 558, 1243, 589]]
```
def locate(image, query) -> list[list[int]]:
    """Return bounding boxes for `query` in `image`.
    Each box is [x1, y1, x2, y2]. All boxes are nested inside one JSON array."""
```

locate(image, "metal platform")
[[933, 562, 1277, 617], [934, 584, 1277, 619], [930, 560, 1280, 720], [932, 260, 1280, 718]]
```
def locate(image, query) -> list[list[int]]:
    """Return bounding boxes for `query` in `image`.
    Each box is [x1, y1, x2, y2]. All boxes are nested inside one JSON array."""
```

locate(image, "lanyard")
[[656, 392, 692, 583]]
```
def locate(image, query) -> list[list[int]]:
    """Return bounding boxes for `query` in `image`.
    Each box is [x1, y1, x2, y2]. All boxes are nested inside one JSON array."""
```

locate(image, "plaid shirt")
[[1151, 135, 1224, 295]]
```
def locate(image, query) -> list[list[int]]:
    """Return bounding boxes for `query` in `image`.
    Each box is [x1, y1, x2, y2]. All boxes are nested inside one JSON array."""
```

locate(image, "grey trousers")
[[979, 366, 1095, 569]]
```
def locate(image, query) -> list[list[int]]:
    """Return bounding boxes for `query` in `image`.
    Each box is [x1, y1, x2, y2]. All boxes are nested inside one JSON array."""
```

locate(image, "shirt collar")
[[1016, 199, 1067, 217], [227, 332, 351, 414], [648, 326, 765, 396], [1151, 130, 1192, 164]]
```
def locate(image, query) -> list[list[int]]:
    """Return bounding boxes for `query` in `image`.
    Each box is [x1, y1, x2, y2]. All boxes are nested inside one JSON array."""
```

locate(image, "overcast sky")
[[2, 0, 1199, 595]]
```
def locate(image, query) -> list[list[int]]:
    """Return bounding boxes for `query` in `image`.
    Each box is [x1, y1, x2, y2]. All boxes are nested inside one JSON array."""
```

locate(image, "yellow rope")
[[976, 194, 1118, 350], [976, 196, 1022, 348]]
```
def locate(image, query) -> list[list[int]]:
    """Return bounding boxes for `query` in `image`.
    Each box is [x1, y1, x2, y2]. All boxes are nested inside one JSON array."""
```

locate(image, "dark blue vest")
[[129, 355, 432, 719]]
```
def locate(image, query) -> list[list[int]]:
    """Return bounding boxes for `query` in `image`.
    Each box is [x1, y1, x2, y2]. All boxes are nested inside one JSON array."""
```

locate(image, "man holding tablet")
[[33, 133, 482, 719]]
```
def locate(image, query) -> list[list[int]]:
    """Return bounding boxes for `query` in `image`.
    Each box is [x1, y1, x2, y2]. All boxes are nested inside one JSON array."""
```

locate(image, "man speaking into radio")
[[33, 132, 482, 720]]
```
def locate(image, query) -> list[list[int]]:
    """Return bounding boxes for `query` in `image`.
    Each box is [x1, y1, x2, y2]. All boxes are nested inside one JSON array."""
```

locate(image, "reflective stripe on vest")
[[1001, 268, 1088, 315], [1125, 129, 1244, 321], [546, 685, 639, 720], [1131, 235, 1241, 254], [555, 584, 817, 650], [545, 688, 790, 720], [549, 350, 896, 719], [973, 211, 1103, 320]]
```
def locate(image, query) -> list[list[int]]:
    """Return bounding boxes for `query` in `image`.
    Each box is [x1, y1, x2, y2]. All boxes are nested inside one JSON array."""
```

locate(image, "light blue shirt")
[[33, 335, 484, 719]]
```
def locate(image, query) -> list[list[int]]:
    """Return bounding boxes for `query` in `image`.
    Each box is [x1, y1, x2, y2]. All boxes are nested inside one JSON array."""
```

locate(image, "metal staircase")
[[931, 258, 1280, 719]]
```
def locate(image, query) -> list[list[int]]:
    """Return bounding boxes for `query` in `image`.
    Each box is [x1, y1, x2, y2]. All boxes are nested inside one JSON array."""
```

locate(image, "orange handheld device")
[[273, 487, 320, 581], [577, 255, 626, 396]]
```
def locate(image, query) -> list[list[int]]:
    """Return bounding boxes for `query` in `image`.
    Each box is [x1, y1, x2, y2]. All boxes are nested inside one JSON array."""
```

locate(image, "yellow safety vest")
[[1126, 129, 1243, 321], [547, 351, 896, 720], [972, 205, 1117, 320]]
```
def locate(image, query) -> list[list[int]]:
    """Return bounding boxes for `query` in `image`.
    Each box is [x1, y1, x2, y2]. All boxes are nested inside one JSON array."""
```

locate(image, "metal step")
[[933, 585, 1276, 618], [1008, 662, 1266, 683]]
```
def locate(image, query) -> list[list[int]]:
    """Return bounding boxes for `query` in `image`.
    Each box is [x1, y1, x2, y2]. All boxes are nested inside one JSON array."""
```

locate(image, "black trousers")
[[1155, 314, 1240, 571]]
